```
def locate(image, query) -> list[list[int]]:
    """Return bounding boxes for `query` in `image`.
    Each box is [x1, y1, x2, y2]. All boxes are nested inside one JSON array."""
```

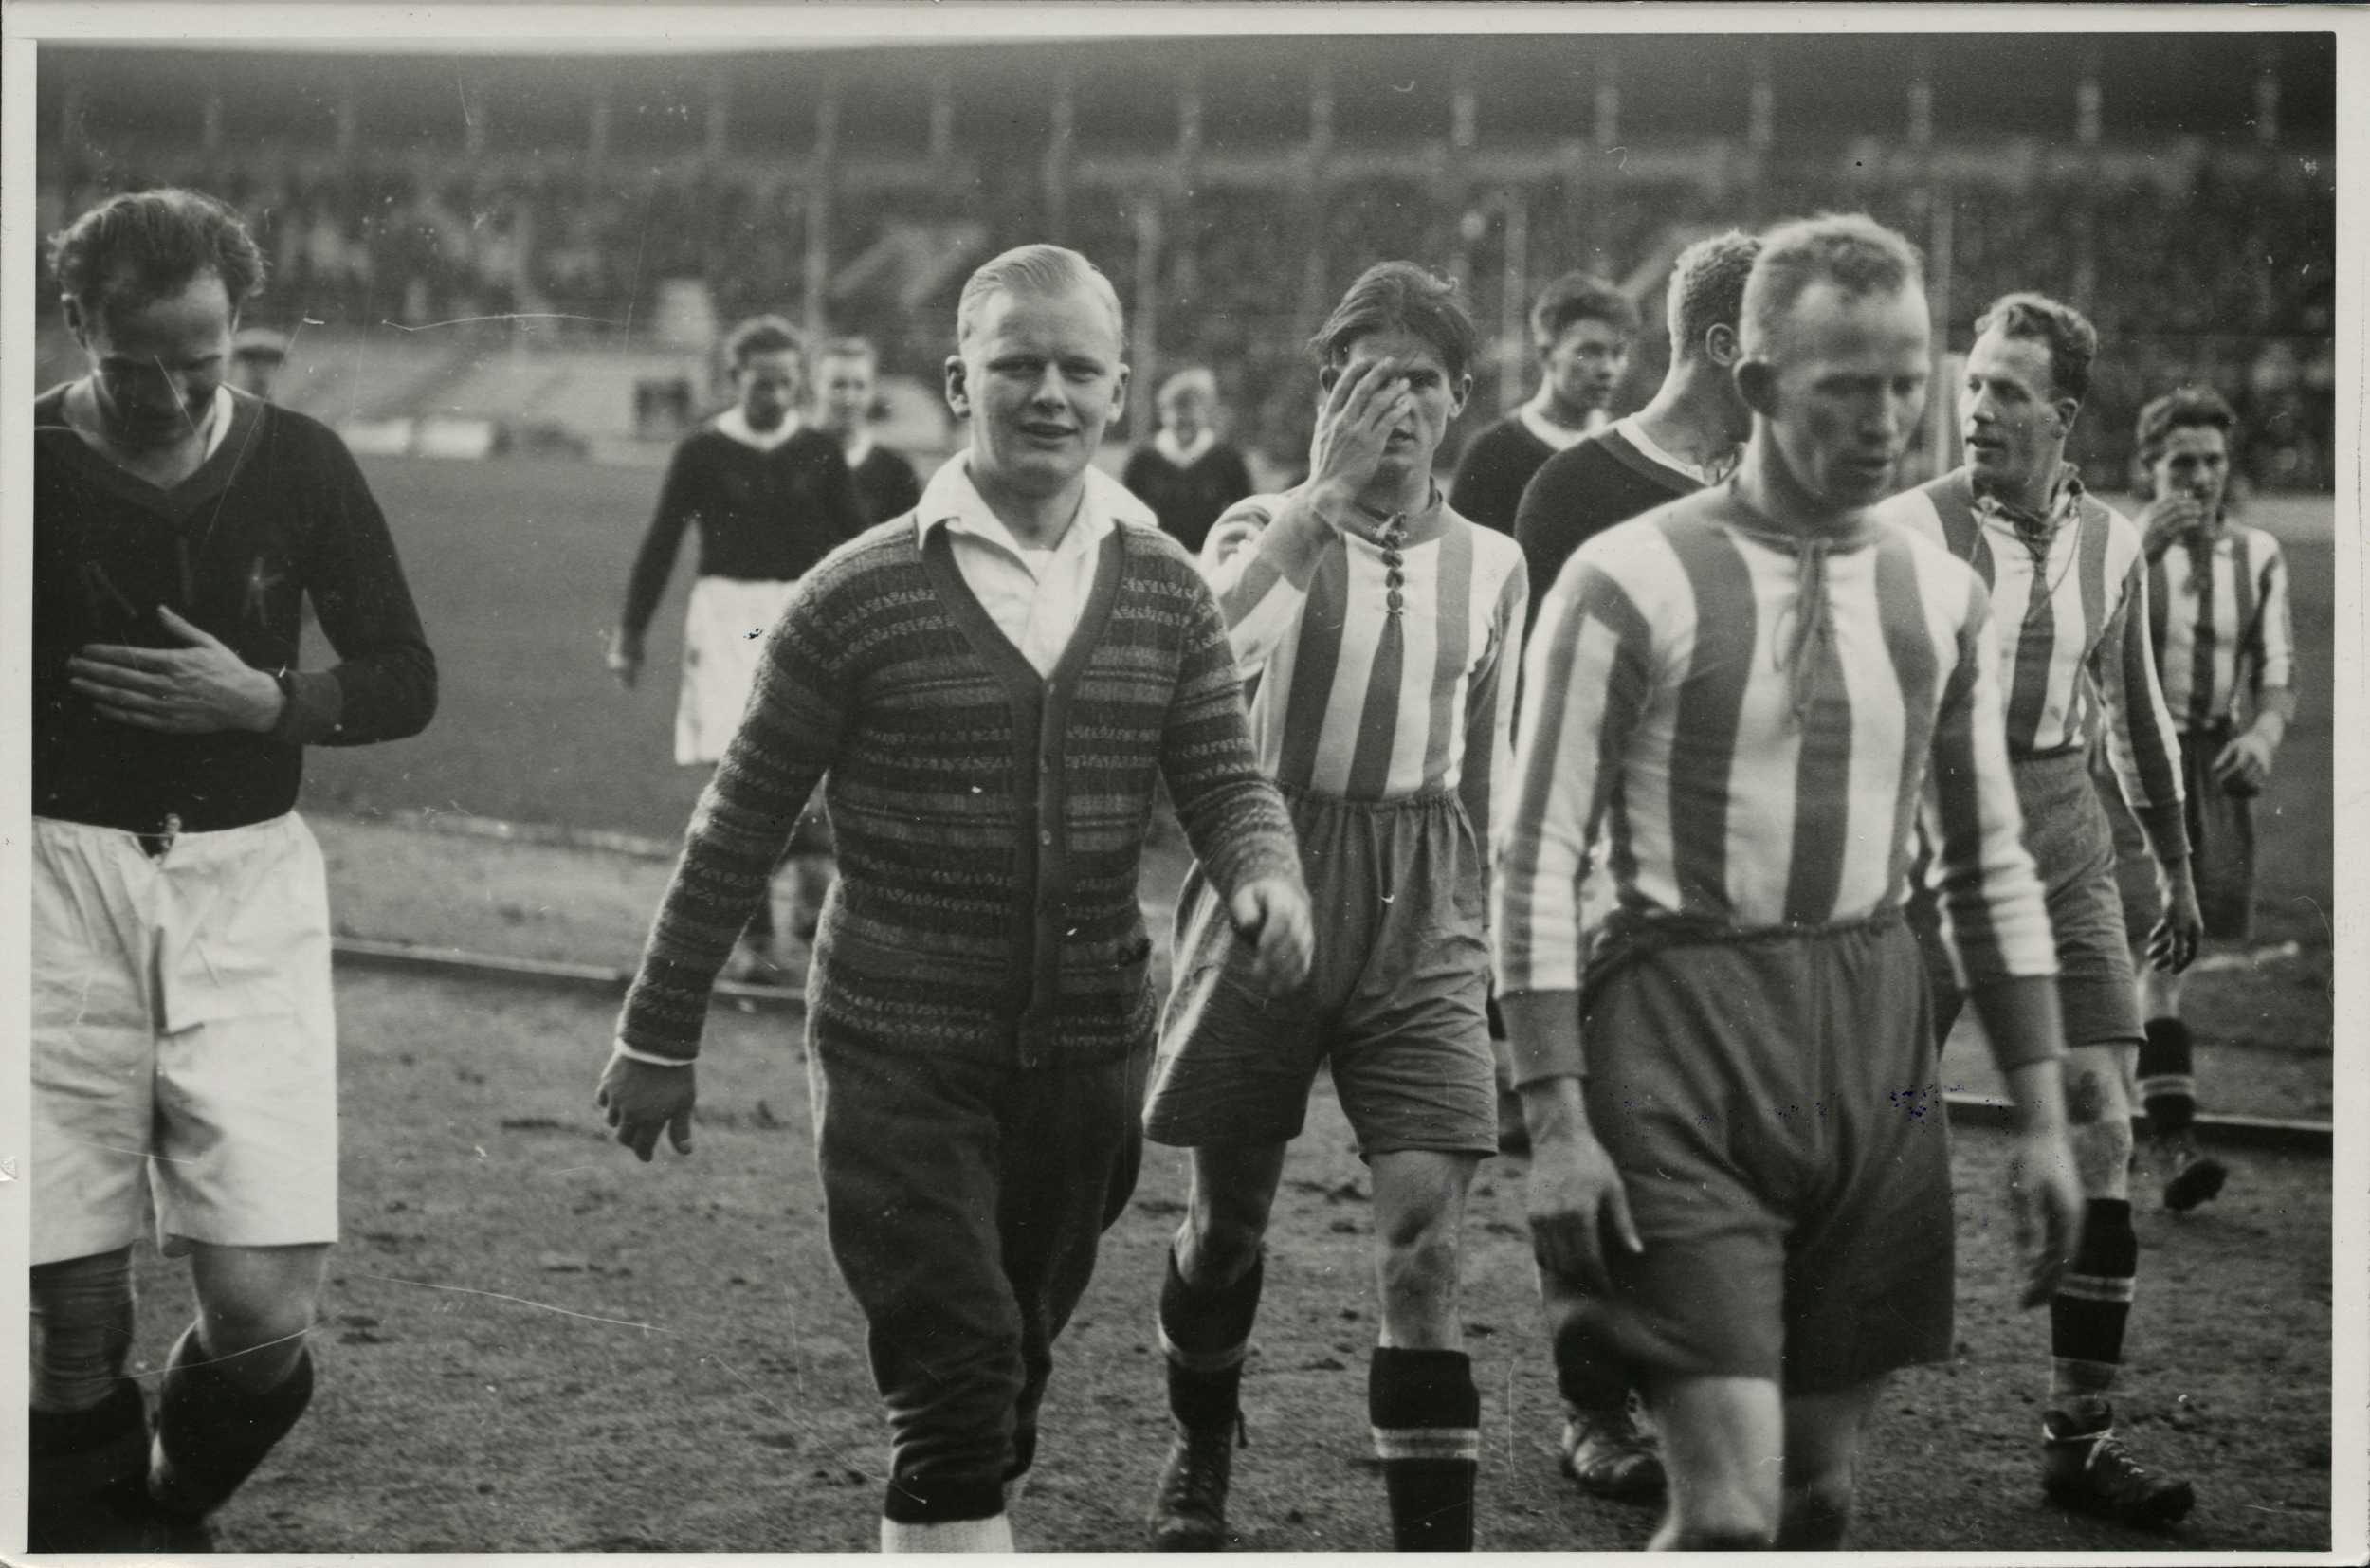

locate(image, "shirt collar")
[[1155, 428, 1217, 467], [714, 405, 801, 451], [1613, 414, 1724, 486], [1972, 461, 2085, 543], [914, 452, 1155, 558]]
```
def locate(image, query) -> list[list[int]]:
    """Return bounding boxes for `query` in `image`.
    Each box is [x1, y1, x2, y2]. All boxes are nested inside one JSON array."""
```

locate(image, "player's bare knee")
[[1179, 1205, 1267, 1286]]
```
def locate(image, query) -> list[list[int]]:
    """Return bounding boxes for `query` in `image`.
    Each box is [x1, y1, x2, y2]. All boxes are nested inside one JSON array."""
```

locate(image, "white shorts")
[[32, 813, 340, 1265], [676, 574, 799, 767]]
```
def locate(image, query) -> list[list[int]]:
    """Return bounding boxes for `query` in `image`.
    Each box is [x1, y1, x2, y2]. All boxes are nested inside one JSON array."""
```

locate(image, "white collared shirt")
[[714, 405, 801, 451], [914, 454, 1157, 677], [1613, 414, 1723, 487]]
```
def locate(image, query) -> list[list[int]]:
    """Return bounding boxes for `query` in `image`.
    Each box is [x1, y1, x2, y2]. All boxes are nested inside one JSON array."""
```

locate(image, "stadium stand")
[[33, 34, 2334, 484]]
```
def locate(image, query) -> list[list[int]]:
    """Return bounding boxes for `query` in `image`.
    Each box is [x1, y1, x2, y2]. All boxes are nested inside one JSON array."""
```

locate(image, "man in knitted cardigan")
[[599, 245, 1313, 1554]]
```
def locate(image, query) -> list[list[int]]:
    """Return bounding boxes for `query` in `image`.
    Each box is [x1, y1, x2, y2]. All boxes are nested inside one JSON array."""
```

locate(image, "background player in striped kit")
[[1497, 227, 1761, 1504], [1875, 293, 2203, 1526], [2108, 387, 2297, 1210], [607, 316, 867, 980], [1141, 263, 1525, 1552], [1495, 214, 2083, 1551], [1449, 271, 1637, 535]]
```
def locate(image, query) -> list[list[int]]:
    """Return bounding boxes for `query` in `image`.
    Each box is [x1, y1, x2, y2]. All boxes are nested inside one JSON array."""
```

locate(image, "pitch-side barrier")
[[329, 936, 2330, 1155]]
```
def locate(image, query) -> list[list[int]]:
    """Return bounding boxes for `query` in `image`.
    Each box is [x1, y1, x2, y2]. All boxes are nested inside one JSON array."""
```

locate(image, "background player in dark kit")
[[1122, 365, 1256, 557], [815, 335, 923, 527], [29, 188, 436, 1551], [226, 324, 288, 401], [1448, 270, 1636, 535], [1499, 228, 1761, 1504], [2107, 387, 2298, 1211], [596, 245, 1312, 1552], [1495, 215, 2083, 1550], [1876, 293, 2204, 1526], [1142, 264, 1526, 1553], [606, 316, 866, 979]]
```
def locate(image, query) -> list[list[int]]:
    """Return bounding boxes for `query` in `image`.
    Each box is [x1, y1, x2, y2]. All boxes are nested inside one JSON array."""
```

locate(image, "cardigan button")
[[1039, 830, 1053, 847]]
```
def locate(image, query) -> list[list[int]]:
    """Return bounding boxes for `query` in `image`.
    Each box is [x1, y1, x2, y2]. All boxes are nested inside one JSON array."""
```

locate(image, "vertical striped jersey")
[[1493, 487, 2058, 997], [1872, 467, 2187, 862], [1207, 486, 1527, 851], [2148, 523, 2295, 734]]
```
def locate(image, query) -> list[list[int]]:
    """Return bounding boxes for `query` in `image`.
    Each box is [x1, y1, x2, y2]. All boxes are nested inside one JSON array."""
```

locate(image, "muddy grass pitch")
[[119, 962, 2328, 1554]]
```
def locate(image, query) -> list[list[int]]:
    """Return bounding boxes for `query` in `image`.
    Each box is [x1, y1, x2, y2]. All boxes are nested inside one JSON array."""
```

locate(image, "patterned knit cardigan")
[[617, 514, 1304, 1068]]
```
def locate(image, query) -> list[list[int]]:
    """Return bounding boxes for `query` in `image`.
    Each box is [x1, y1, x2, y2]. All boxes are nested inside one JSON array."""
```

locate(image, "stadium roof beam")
[[705, 76, 728, 160], [807, 79, 837, 337], [1594, 51, 1619, 151], [1045, 65, 1075, 244], [2255, 38, 2282, 146]]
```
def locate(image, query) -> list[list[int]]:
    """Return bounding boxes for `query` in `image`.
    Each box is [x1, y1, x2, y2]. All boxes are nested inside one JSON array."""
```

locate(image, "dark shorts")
[[1579, 915, 1954, 1395], [1144, 784, 1496, 1158], [1914, 749, 2141, 1049], [2104, 726, 2255, 942]]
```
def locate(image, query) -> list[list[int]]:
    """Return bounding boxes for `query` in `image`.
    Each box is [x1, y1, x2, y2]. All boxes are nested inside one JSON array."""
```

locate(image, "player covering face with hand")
[[1494, 213, 2083, 1551], [2106, 387, 2297, 1212], [598, 244, 1310, 1554], [1143, 263, 1526, 1553]]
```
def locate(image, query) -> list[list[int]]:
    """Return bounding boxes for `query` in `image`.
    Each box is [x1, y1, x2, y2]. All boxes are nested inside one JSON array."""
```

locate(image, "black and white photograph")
[[4, 3, 2358, 1556]]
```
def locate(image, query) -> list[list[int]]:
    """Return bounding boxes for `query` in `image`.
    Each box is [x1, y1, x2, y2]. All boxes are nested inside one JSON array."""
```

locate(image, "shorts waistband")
[[37, 811, 303, 862], [1585, 903, 1905, 994], [1274, 778, 1464, 815]]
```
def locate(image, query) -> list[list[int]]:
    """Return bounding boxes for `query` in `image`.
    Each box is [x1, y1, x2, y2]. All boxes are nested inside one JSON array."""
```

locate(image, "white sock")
[[877, 1512, 1013, 1552]]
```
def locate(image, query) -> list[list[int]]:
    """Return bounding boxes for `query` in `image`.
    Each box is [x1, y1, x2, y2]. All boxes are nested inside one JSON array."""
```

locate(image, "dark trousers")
[[808, 1029, 1149, 1523]]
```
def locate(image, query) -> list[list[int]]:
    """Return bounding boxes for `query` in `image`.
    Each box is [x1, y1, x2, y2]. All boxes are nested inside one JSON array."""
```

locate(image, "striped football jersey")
[[1207, 487, 1527, 851], [1493, 488, 2057, 997], [2148, 523, 2294, 734], [1874, 467, 2187, 861]]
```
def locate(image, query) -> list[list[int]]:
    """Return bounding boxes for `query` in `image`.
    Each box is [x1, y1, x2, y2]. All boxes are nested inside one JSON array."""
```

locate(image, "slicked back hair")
[[1309, 262, 1478, 382], [1975, 291, 2099, 404], [1530, 270, 1639, 348], [1667, 230, 1760, 360], [2131, 386, 2240, 498], [48, 188, 265, 319], [956, 244, 1125, 356], [725, 315, 806, 371], [1741, 213, 1925, 359]]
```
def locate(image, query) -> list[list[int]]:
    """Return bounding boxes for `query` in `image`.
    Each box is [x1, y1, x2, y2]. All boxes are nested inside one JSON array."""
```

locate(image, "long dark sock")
[[1551, 1315, 1632, 1419], [151, 1327, 317, 1522], [2137, 1017, 2197, 1139], [1369, 1347, 1480, 1551], [2048, 1198, 2138, 1430], [28, 1380, 154, 1551], [1776, 1486, 1850, 1549], [1159, 1249, 1262, 1431]]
